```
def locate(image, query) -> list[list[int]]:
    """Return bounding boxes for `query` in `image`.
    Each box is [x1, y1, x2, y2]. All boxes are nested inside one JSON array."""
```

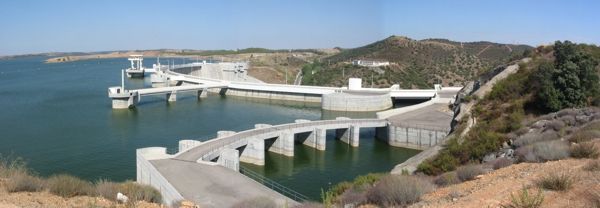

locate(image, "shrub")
[[46, 174, 94, 197], [119, 181, 162, 203], [338, 188, 367, 206], [502, 188, 544, 208], [0, 155, 28, 178], [95, 179, 120, 201], [366, 175, 434, 206], [531, 141, 570, 162], [513, 131, 559, 147], [546, 120, 565, 131], [537, 173, 573, 191], [570, 142, 599, 159], [5, 170, 44, 192], [434, 171, 460, 187], [456, 164, 485, 181], [584, 160, 600, 171], [292, 202, 324, 208], [569, 130, 600, 143], [417, 151, 459, 175], [493, 158, 514, 170], [232, 196, 277, 208]]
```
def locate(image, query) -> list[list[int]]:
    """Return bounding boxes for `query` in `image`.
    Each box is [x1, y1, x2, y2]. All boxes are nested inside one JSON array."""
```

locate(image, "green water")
[[0, 56, 419, 200]]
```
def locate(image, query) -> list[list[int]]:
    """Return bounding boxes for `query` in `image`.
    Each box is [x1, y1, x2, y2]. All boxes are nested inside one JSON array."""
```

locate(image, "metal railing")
[[239, 166, 309, 202]]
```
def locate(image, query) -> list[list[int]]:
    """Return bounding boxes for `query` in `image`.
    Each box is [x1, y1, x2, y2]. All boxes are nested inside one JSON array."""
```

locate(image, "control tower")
[[125, 55, 145, 78]]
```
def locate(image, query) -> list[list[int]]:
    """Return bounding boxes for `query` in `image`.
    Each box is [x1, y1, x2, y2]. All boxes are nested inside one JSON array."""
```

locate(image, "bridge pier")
[[336, 125, 360, 147], [197, 88, 208, 99], [296, 128, 326, 150], [268, 132, 294, 157], [166, 91, 177, 102], [240, 138, 265, 166], [108, 87, 139, 109], [217, 148, 240, 171]]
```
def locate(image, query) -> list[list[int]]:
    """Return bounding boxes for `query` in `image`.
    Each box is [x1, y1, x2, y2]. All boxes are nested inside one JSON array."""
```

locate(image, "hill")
[[301, 36, 532, 88]]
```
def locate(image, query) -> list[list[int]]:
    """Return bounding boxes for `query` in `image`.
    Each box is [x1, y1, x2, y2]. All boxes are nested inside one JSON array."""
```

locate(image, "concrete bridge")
[[138, 116, 450, 206], [108, 58, 461, 110]]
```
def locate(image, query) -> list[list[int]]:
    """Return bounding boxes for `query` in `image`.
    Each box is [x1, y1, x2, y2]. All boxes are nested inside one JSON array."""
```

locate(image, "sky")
[[0, 0, 598, 56]]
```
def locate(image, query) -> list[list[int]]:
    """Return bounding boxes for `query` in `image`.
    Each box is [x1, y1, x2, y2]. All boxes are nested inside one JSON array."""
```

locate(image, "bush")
[[493, 158, 514, 170], [366, 175, 434, 206], [569, 130, 600, 143], [232, 196, 277, 208], [120, 181, 162, 203], [338, 188, 367, 206], [5, 170, 44, 193], [513, 131, 559, 147], [434, 171, 460, 187], [570, 142, 599, 159], [531, 141, 570, 162], [502, 188, 544, 208], [584, 160, 600, 171], [95, 179, 120, 201], [292, 202, 324, 208], [456, 164, 485, 181], [537, 173, 573, 191], [46, 174, 94, 197], [0, 155, 28, 178]]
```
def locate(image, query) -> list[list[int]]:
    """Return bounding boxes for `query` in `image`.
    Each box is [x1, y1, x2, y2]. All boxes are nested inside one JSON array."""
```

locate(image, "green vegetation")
[[417, 40, 600, 175], [301, 36, 532, 88], [503, 188, 544, 208], [320, 173, 384, 206], [0, 155, 161, 204], [537, 173, 574, 191], [536, 41, 600, 111]]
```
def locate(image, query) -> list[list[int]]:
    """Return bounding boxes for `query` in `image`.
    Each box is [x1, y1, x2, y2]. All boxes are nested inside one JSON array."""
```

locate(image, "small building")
[[352, 60, 390, 67]]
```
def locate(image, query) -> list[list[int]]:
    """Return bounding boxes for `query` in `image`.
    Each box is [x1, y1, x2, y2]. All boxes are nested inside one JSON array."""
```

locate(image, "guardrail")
[[239, 166, 309, 202]]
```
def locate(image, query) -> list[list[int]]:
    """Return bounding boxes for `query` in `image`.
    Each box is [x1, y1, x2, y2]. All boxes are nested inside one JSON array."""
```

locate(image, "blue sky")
[[0, 0, 598, 55]]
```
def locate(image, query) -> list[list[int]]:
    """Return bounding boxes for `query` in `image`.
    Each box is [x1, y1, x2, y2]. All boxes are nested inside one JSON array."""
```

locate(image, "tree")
[[536, 41, 599, 112]]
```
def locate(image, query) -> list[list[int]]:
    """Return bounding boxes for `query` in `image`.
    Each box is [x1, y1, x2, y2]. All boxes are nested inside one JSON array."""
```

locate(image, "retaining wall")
[[322, 92, 393, 111], [136, 148, 184, 206]]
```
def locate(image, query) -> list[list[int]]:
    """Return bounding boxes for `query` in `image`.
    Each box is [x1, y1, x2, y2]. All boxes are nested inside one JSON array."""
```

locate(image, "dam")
[[117, 56, 461, 206]]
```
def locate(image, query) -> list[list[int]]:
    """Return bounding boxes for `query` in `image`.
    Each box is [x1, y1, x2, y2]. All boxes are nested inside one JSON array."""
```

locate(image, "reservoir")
[[0, 56, 419, 200]]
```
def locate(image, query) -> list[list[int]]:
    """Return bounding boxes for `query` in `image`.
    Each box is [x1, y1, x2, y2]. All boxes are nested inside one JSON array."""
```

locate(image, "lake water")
[[0, 56, 418, 200]]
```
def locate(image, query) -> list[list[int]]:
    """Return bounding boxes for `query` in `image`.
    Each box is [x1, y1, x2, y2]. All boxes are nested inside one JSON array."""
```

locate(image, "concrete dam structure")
[[137, 116, 450, 206], [107, 56, 461, 111]]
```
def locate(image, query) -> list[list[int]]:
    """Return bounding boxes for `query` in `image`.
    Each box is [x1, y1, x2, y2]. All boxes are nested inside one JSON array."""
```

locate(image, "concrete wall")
[[136, 148, 184, 206], [376, 99, 436, 119], [385, 125, 449, 150], [222, 88, 322, 103], [322, 92, 393, 112]]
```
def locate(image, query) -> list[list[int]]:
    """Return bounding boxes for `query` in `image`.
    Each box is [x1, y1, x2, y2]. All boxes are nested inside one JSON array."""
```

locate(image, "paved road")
[[151, 159, 293, 208], [386, 103, 453, 129]]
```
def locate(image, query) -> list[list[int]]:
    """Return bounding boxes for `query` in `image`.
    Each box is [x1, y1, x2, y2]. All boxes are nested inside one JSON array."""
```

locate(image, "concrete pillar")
[[166, 91, 177, 102], [268, 131, 294, 157], [217, 131, 236, 138], [217, 148, 239, 171], [219, 88, 228, 95], [178, 140, 202, 152], [337, 125, 359, 147], [197, 89, 208, 99], [240, 137, 265, 166], [297, 128, 326, 151]]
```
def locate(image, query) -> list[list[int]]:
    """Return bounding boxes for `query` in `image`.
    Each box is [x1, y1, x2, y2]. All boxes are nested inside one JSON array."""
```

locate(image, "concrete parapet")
[[240, 138, 265, 166], [294, 119, 311, 123], [335, 117, 351, 120], [254, 123, 272, 129], [217, 148, 240, 171], [217, 130, 236, 138], [178, 140, 203, 152], [136, 147, 183, 205], [268, 132, 294, 157]]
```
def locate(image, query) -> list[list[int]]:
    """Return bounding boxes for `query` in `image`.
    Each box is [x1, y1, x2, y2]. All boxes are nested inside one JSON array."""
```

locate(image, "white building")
[[352, 60, 390, 67]]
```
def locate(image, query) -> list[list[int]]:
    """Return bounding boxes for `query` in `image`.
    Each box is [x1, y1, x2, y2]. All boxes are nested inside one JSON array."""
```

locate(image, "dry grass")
[[502, 188, 544, 208], [46, 174, 94, 197], [584, 160, 600, 171], [95, 179, 120, 201], [537, 173, 574, 191], [5, 169, 45, 193], [493, 158, 514, 170], [456, 164, 486, 181], [434, 171, 460, 187], [120, 181, 162, 203], [570, 142, 599, 159], [366, 175, 434, 206]]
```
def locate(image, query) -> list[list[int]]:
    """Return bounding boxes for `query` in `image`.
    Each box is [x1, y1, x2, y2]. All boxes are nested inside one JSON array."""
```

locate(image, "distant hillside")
[[302, 36, 533, 88]]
